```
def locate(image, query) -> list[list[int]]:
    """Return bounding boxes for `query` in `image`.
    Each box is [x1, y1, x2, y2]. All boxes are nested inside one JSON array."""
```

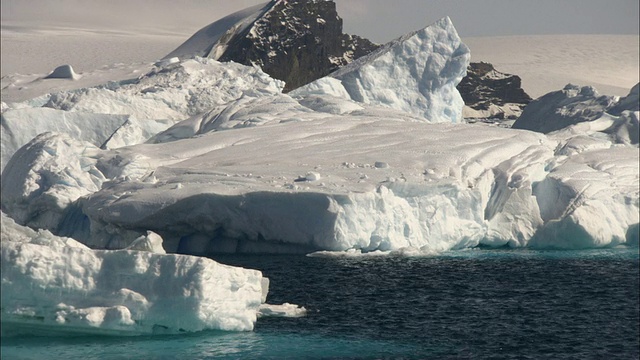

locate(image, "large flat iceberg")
[[0, 15, 637, 257]]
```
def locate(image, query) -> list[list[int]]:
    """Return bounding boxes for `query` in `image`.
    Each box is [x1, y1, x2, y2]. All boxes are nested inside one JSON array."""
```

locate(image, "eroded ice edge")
[[1, 16, 638, 335]]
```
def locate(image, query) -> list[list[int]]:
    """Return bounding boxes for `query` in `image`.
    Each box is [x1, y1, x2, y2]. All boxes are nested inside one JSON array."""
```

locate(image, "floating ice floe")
[[1, 212, 304, 336]]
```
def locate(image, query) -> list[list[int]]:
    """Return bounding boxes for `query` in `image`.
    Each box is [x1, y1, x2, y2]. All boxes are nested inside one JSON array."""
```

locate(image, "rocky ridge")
[[217, 0, 378, 92]]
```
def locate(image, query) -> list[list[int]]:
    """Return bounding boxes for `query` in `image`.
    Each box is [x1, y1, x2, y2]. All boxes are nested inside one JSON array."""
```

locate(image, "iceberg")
[[0, 57, 284, 172], [1, 212, 268, 336], [1, 15, 637, 255], [0, 107, 171, 171], [293, 17, 471, 123]]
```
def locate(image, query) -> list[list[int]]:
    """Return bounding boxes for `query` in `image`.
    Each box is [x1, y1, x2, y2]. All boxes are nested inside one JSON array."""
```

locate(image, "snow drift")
[[44, 65, 80, 80]]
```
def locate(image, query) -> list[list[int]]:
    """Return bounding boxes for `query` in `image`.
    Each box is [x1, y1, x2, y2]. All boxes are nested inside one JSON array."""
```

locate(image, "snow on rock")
[[0, 212, 267, 336], [512, 84, 619, 133], [44, 65, 80, 80], [164, 3, 274, 60], [292, 17, 471, 123], [1, 132, 106, 231]]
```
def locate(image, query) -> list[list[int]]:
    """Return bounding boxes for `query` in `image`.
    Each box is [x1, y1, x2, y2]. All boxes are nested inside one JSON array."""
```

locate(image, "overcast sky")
[[1, 0, 638, 42]]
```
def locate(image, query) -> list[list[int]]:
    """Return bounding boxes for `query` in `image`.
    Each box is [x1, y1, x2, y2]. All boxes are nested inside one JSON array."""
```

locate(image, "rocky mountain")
[[166, 0, 531, 113]]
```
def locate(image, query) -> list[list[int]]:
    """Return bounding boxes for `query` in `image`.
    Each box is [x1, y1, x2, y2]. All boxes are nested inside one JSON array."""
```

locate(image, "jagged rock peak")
[[219, 0, 379, 91]]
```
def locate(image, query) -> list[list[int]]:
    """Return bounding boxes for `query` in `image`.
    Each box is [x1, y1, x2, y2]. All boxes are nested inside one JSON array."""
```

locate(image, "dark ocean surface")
[[2, 247, 639, 359]]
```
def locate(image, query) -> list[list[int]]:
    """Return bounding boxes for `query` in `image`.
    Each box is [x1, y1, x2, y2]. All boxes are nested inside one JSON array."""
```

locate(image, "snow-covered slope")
[[164, 2, 273, 60], [1, 212, 267, 335]]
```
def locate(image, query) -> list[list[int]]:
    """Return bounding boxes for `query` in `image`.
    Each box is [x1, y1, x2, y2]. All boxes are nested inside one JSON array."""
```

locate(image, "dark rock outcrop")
[[457, 62, 531, 119], [217, 0, 379, 92]]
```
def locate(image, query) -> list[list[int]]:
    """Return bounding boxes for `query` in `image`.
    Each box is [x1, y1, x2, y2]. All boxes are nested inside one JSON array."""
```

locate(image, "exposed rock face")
[[457, 62, 532, 119], [218, 0, 379, 92]]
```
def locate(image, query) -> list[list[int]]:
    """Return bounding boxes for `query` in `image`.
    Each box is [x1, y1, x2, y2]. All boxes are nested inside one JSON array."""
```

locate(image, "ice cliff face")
[[293, 17, 470, 123]]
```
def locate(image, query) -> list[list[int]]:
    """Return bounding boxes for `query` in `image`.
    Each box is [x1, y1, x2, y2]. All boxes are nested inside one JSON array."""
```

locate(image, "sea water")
[[2, 247, 638, 359]]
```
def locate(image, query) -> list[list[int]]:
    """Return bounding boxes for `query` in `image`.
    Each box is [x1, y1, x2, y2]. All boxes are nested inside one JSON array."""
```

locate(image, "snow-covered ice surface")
[[1, 57, 283, 171], [0, 212, 267, 336]]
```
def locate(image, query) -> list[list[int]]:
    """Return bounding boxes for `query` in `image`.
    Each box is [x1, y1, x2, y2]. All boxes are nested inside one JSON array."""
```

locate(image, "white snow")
[[1, 57, 284, 171], [1, 212, 267, 336], [293, 17, 470, 123]]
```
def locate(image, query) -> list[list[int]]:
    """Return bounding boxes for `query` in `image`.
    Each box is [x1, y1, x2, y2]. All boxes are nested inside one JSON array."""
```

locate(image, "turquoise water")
[[2, 247, 639, 359]]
